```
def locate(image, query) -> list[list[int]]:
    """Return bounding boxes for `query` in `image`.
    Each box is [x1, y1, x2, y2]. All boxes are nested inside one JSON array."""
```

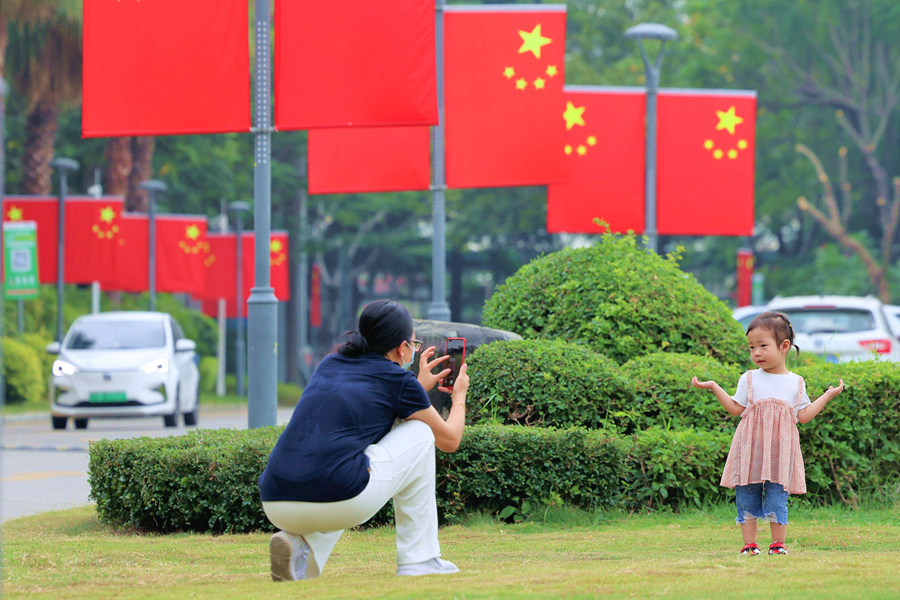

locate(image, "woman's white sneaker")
[[397, 557, 459, 576], [269, 531, 310, 581]]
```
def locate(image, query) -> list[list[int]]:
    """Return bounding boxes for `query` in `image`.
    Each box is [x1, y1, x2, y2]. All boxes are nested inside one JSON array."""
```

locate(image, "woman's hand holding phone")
[[416, 346, 451, 392], [438, 363, 468, 396]]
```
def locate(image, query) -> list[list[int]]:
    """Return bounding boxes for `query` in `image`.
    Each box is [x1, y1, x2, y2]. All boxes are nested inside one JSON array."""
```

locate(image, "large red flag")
[[444, 6, 567, 188], [308, 127, 432, 194], [64, 197, 124, 284], [241, 232, 291, 303], [155, 216, 208, 294], [656, 89, 756, 235], [108, 214, 149, 293], [274, 0, 437, 130], [82, 0, 250, 137], [2, 197, 58, 283], [547, 87, 646, 234]]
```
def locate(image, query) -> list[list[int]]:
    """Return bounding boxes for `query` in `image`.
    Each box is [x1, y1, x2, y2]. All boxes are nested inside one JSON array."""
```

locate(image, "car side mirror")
[[46, 341, 61, 355], [175, 339, 197, 353]]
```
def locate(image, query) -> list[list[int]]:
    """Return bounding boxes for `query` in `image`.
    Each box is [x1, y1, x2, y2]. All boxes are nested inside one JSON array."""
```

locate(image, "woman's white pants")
[[261, 419, 440, 577]]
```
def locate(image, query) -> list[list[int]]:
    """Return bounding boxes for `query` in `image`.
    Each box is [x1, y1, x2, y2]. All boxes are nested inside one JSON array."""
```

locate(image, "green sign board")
[[3, 221, 40, 300]]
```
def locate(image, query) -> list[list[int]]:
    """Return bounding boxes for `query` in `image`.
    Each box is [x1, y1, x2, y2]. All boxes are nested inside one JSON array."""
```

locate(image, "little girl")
[[691, 311, 843, 556]]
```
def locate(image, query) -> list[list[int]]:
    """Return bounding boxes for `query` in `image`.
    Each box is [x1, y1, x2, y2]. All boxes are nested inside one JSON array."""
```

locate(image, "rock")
[[411, 320, 522, 414]]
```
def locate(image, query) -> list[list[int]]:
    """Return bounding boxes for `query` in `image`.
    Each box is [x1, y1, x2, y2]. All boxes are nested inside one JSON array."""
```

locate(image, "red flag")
[[110, 213, 150, 292], [64, 197, 124, 284], [274, 0, 437, 130], [2, 197, 58, 283], [155, 216, 208, 294], [737, 248, 754, 307], [444, 6, 567, 188], [82, 0, 250, 137], [547, 87, 646, 234], [310, 263, 322, 328], [241, 233, 291, 304], [199, 233, 237, 301], [308, 127, 432, 194], [656, 90, 756, 235]]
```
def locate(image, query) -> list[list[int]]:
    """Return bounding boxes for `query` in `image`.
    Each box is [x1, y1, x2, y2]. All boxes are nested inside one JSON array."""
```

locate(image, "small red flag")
[[2, 197, 58, 283], [241, 232, 291, 304], [444, 6, 567, 188], [274, 0, 437, 130], [82, 0, 250, 136], [199, 233, 237, 302], [155, 216, 208, 294], [110, 213, 150, 292], [64, 197, 124, 285], [656, 90, 756, 235], [547, 87, 646, 234], [310, 263, 322, 328], [308, 127, 432, 194], [737, 248, 754, 307]]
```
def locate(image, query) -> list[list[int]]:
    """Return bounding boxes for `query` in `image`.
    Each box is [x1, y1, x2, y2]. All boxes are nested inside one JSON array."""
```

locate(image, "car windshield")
[[66, 321, 167, 350], [779, 308, 876, 334]]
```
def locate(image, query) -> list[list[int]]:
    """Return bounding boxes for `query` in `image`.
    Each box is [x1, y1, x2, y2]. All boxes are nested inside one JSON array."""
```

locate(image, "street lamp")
[[625, 23, 678, 254], [1, 76, 8, 409], [229, 201, 250, 397], [139, 179, 167, 311], [49, 157, 79, 342]]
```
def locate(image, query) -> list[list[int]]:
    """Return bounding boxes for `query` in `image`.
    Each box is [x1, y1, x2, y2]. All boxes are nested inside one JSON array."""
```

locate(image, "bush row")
[[88, 424, 744, 534]]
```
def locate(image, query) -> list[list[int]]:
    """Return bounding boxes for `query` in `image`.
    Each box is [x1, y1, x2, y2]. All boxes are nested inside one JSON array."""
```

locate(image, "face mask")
[[400, 341, 415, 370]]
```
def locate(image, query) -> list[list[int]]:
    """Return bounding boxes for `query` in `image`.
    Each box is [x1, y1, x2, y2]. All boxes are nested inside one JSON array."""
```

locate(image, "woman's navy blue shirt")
[[258, 352, 431, 502]]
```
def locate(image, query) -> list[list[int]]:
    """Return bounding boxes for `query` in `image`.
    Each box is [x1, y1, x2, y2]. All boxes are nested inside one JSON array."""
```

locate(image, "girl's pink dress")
[[720, 371, 807, 494]]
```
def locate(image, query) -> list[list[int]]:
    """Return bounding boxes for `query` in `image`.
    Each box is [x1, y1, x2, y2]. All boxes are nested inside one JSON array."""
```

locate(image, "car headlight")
[[52, 360, 78, 376], [139, 358, 170, 374]]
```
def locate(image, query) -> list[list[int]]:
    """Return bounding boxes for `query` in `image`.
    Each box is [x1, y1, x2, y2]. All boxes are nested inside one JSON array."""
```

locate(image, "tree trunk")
[[21, 99, 58, 195], [104, 137, 133, 196], [127, 136, 155, 211]]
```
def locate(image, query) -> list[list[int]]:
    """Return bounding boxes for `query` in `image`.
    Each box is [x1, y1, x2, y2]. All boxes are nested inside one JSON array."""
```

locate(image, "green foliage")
[[793, 361, 900, 504], [465, 339, 631, 428], [2, 336, 45, 405], [482, 233, 747, 365], [623, 427, 732, 510], [88, 427, 282, 534], [619, 352, 743, 433], [276, 382, 304, 407], [17, 332, 54, 398], [198, 356, 218, 394]]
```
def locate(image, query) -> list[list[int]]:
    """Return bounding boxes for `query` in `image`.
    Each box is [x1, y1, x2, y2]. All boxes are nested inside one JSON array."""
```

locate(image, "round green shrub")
[[199, 356, 218, 394], [465, 339, 632, 429], [2, 336, 45, 405], [481, 233, 747, 366], [618, 352, 743, 433], [18, 332, 55, 398]]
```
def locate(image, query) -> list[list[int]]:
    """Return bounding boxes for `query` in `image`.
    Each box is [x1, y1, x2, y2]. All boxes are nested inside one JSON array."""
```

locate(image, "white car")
[[732, 305, 767, 330], [47, 311, 201, 430], [764, 295, 900, 363]]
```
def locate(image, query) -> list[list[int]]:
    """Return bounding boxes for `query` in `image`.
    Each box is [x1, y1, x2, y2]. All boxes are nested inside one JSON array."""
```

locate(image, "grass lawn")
[[3, 503, 898, 599]]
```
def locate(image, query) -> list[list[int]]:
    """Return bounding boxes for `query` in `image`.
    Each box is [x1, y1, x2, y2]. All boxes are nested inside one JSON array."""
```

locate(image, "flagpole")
[[427, 0, 452, 322], [247, 0, 278, 429], [49, 158, 79, 343], [139, 180, 166, 312], [1, 76, 8, 409], [625, 23, 677, 254]]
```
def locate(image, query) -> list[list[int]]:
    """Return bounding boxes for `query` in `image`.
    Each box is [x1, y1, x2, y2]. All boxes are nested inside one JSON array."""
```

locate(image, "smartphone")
[[444, 338, 466, 388]]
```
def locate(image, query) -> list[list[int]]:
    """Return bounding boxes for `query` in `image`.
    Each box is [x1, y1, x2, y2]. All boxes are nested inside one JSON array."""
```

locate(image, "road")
[[0, 407, 294, 523]]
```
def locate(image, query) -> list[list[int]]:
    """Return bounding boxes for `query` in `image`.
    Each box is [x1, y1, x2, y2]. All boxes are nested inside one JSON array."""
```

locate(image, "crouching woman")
[[258, 300, 469, 580]]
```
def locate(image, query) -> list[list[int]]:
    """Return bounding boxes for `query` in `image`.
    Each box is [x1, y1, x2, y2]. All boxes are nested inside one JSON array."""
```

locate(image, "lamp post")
[[625, 23, 678, 254], [49, 157, 79, 342], [1, 76, 8, 409], [229, 201, 250, 397], [139, 179, 167, 311]]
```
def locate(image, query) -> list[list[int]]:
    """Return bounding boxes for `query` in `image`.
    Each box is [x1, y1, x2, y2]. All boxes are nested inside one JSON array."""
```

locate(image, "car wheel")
[[163, 386, 179, 428], [52, 416, 67, 430], [183, 402, 198, 427], [73, 418, 89, 430]]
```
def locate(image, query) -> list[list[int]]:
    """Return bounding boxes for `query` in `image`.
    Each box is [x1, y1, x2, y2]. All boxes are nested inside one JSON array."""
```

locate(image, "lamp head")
[[139, 179, 167, 194], [625, 23, 678, 41]]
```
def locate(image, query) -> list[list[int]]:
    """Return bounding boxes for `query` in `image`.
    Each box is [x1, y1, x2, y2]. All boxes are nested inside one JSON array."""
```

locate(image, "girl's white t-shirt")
[[731, 369, 812, 417]]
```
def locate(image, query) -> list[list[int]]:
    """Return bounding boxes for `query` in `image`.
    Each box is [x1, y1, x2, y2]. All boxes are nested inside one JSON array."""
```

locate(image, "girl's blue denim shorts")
[[734, 481, 789, 525]]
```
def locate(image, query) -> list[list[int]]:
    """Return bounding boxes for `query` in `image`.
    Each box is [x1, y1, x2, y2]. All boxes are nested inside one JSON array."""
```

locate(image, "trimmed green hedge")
[[619, 352, 742, 433], [88, 424, 735, 533], [481, 233, 748, 366], [466, 339, 631, 428], [2, 336, 44, 405]]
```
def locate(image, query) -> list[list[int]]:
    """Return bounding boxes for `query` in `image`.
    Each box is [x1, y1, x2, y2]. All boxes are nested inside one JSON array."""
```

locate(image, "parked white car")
[[761, 295, 900, 363], [47, 311, 201, 430]]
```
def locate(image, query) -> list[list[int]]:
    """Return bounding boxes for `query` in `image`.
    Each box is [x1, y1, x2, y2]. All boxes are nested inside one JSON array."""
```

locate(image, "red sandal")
[[739, 543, 761, 555], [768, 542, 789, 555]]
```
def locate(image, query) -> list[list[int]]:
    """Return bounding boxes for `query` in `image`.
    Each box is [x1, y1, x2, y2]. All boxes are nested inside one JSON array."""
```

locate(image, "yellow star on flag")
[[545, 65, 558, 77], [716, 106, 744, 135], [7, 206, 23, 221], [587, 136, 597, 146], [99, 206, 117, 224], [185, 224, 201, 240], [518, 24, 551, 59], [533, 78, 546, 90], [271, 239, 283, 253], [563, 101, 586, 130], [516, 78, 528, 90], [503, 67, 515, 79]]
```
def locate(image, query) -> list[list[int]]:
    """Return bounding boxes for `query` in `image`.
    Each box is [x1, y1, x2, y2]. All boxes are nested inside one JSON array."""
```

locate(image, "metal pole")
[[626, 24, 677, 255], [247, 0, 278, 428], [233, 207, 245, 397], [1, 76, 8, 410], [50, 158, 79, 342], [427, 0, 452, 322], [139, 180, 167, 311], [214, 201, 228, 397], [298, 161, 311, 381]]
